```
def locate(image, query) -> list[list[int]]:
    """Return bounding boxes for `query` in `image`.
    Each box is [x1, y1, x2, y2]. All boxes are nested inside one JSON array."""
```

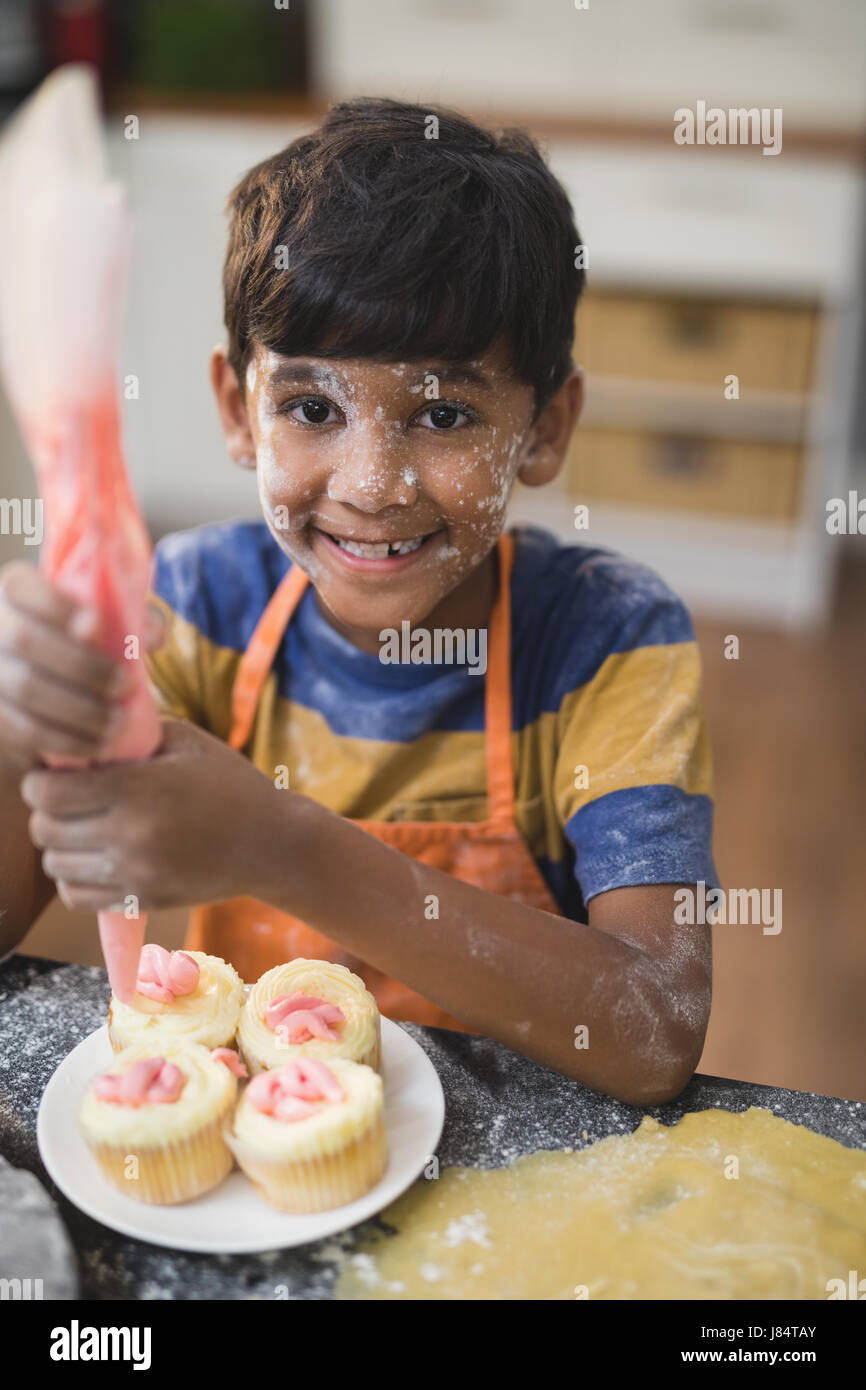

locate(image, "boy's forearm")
[[258, 794, 704, 1103], [0, 759, 56, 959]]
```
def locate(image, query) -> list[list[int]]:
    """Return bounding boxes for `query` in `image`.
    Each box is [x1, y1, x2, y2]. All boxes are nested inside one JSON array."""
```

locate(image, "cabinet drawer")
[[566, 428, 803, 521], [575, 293, 818, 395]]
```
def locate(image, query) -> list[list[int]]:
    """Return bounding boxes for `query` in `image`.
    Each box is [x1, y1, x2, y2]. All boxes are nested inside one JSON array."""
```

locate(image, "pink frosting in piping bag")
[[246, 1059, 345, 1122], [92, 1057, 186, 1106], [0, 69, 161, 1006], [136, 944, 200, 1003]]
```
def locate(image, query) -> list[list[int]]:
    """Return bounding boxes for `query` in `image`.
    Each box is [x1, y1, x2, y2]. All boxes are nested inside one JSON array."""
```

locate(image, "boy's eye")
[[280, 395, 475, 429], [418, 402, 473, 430], [284, 397, 337, 425]]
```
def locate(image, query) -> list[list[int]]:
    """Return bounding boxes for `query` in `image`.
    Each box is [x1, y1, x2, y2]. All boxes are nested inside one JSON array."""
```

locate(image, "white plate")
[[36, 1019, 444, 1253]]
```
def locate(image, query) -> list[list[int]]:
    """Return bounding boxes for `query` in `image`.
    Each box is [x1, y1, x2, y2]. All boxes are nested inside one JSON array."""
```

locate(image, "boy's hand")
[[0, 562, 133, 766], [20, 718, 285, 912]]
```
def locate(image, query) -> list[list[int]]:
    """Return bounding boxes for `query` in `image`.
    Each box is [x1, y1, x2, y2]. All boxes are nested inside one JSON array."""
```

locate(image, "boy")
[[0, 99, 717, 1103]]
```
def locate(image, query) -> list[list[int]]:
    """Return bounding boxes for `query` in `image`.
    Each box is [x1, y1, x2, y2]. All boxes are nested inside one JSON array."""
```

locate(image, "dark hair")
[[223, 97, 584, 413]]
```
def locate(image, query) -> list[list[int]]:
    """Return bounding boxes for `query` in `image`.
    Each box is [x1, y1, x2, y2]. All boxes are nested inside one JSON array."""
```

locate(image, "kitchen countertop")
[[1, 953, 864, 1300]]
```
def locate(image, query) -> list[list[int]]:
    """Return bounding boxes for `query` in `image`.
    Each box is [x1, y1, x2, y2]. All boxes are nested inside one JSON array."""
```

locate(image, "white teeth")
[[339, 539, 391, 558], [331, 534, 426, 558]]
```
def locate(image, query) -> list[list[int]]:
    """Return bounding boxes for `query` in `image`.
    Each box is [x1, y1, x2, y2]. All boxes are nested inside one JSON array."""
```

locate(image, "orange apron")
[[186, 531, 563, 1030]]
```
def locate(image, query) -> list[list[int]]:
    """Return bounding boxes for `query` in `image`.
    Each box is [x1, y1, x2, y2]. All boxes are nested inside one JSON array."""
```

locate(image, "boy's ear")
[[517, 366, 584, 488], [210, 345, 257, 470]]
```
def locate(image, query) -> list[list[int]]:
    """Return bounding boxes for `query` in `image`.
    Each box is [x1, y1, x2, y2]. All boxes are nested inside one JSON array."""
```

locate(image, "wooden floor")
[[693, 550, 866, 1102], [19, 553, 866, 1102]]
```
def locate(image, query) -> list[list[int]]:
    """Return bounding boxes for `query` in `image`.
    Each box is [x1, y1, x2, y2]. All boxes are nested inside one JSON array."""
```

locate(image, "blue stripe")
[[152, 520, 290, 652], [509, 526, 696, 724], [565, 786, 720, 904], [283, 587, 485, 740]]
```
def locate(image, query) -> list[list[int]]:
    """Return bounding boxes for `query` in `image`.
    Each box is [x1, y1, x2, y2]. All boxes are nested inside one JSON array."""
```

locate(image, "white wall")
[[311, 0, 866, 132]]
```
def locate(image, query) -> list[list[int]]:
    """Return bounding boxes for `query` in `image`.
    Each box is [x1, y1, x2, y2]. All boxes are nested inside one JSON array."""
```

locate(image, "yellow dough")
[[334, 1107, 866, 1300]]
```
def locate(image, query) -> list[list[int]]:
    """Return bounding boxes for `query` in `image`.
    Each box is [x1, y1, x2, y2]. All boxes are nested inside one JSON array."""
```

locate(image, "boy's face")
[[213, 340, 581, 644]]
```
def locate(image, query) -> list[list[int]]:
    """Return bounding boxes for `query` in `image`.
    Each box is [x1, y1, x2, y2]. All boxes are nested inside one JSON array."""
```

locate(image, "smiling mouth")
[[319, 529, 439, 559]]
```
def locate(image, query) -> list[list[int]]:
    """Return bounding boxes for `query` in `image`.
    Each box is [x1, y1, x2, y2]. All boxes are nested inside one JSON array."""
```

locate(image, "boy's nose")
[[326, 435, 417, 512]]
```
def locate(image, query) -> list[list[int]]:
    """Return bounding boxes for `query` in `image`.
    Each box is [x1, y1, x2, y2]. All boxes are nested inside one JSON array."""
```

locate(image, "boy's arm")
[[257, 794, 710, 1104]]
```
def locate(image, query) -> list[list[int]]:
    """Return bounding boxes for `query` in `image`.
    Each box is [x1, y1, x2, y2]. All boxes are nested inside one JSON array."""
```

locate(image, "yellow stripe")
[[553, 641, 714, 828], [144, 605, 712, 867], [248, 682, 489, 820], [145, 598, 240, 735]]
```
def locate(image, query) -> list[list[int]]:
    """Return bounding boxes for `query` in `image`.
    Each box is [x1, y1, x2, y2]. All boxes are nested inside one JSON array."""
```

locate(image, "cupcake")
[[108, 945, 243, 1053], [237, 959, 381, 1075], [229, 1057, 386, 1213], [79, 1041, 245, 1204]]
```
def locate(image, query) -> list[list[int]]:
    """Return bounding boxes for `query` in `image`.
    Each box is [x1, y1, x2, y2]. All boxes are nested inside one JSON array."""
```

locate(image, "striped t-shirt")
[[145, 520, 719, 920]]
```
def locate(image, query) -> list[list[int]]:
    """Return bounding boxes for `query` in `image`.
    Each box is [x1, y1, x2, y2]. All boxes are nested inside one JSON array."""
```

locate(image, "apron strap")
[[228, 533, 517, 827], [228, 562, 309, 752], [484, 531, 515, 828]]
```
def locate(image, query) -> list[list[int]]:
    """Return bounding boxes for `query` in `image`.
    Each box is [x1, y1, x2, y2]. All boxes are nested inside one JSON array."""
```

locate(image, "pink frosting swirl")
[[210, 1048, 248, 1078], [265, 992, 344, 1044], [92, 1056, 186, 1106], [136, 944, 200, 1004], [246, 1059, 345, 1123]]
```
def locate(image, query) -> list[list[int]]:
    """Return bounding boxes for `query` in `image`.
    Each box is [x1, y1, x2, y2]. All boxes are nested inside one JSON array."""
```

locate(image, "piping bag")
[[0, 66, 160, 1002]]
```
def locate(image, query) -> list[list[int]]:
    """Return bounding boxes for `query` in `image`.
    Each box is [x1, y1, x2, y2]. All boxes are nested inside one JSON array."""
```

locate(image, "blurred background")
[[1, 0, 864, 1100]]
